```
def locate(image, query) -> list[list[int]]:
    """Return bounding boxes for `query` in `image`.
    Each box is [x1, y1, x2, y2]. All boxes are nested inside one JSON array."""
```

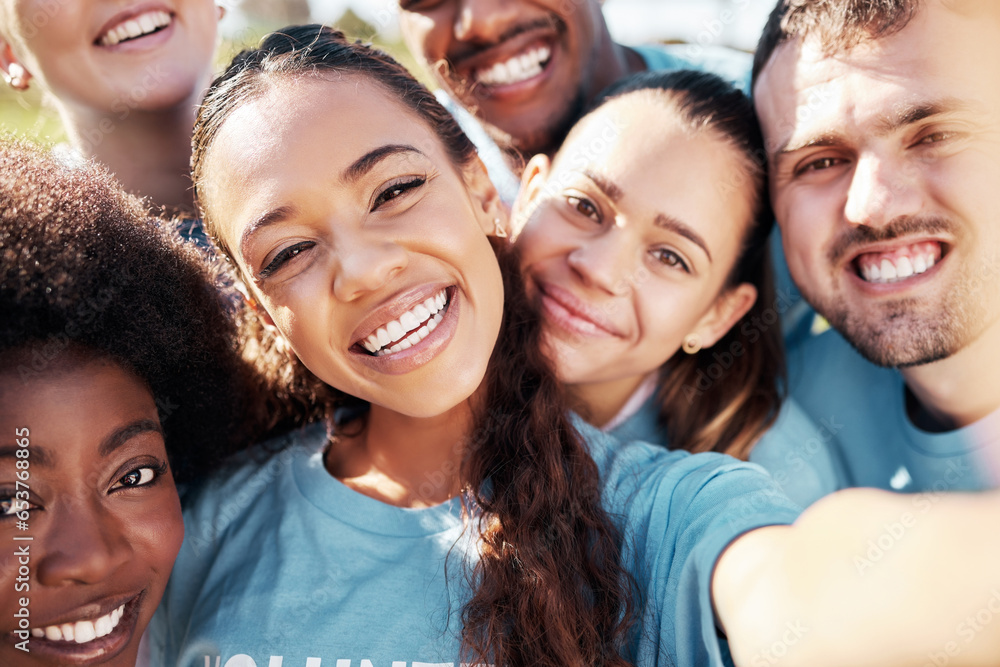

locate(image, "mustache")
[[828, 215, 956, 265], [444, 15, 563, 70]]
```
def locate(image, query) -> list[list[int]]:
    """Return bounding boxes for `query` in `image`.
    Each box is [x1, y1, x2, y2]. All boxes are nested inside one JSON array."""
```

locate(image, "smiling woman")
[[0, 140, 269, 666], [0, 0, 222, 211]]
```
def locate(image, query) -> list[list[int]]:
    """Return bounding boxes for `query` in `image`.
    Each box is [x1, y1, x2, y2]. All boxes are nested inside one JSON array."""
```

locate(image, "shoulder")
[[630, 43, 752, 92], [575, 415, 800, 523], [179, 423, 326, 545], [750, 397, 851, 507]]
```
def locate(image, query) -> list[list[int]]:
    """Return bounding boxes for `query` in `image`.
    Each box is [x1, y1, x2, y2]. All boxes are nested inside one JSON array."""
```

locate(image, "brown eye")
[[651, 248, 690, 273], [567, 196, 600, 222]]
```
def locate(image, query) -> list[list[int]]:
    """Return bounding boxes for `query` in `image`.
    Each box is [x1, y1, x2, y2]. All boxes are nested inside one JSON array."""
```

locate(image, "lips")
[[94, 4, 174, 48], [7, 593, 143, 665], [851, 240, 946, 285], [449, 21, 561, 99], [357, 288, 450, 357], [536, 282, 623, 338], [474, 43, 552, 88]]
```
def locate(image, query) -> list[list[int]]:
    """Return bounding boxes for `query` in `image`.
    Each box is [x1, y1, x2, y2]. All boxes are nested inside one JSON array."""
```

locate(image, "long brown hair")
[[591, 70, 784, 459], [191, 25, 633, 667]]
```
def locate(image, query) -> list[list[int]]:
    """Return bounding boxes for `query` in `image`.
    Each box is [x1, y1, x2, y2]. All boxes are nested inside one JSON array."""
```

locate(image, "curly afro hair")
[[0, 139, 269, 484]]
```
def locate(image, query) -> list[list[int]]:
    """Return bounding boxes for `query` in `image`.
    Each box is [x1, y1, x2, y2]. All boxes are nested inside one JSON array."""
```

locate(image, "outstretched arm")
[[715, 488, 1000, 667]]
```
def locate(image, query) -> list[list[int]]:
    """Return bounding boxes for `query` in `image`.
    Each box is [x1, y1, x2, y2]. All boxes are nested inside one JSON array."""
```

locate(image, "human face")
[[515, 94, 757, 391], [0, 0, 218, 113], [398, 0, 610, 156], [0, 359, 182, 667], [200, 76, 505, 419], [755, 0, 1000, 367]]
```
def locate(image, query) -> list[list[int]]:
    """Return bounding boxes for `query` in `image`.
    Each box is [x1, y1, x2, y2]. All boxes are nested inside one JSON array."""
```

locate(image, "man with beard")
[[753, 0, 1000, 498], [397, 0, 751, 202]]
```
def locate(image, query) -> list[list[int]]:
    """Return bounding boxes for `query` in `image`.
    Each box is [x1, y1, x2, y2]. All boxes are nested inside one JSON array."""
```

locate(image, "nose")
[[332, 232, 408, 302], [35, 498, 132, 587], [844, 153, 923, 228], [566, 227, 634, 296], [454, 0, 519, 44]]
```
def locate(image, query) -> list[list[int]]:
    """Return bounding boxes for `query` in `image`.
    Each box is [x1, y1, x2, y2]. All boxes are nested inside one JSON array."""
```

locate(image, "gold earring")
[[493, 216, 508, 238], [682, 333, 702, 354]]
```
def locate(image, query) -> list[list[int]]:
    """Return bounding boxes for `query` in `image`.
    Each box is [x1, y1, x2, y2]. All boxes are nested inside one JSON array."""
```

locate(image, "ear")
[[0, 37, 31, 90], [462, 155, 509, 238], [692, 282, 758, 349], [510, 153, 551, 238]]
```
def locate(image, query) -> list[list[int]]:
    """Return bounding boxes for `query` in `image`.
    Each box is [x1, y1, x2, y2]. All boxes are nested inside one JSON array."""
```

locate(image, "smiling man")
[[397, 0, 751, 200], [753, 0, 1000, 495]]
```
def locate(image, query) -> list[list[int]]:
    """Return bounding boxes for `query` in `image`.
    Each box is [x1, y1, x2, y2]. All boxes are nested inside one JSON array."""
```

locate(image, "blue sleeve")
[[582, 422, 802, 666]]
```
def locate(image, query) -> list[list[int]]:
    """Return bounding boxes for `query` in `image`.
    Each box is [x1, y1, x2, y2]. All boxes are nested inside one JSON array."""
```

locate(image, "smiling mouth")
[[852, 240, 946, 285], [473, 44, 552, 88], [356, 288, 452, 357], [31, 603, 126, 643], [96, 10, 172, 47]]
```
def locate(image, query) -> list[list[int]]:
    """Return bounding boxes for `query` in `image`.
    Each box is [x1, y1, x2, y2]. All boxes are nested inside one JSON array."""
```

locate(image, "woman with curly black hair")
[[0, 139, 269, 667]]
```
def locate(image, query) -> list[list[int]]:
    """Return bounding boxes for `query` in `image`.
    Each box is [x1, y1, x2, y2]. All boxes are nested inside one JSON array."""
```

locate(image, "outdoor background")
[[0, 0, 777, 144]]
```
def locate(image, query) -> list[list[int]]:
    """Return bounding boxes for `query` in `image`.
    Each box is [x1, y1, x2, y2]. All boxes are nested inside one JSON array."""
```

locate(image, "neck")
[[567, 373, 650, 429], [56, 86, 204, 213], [902, 317, 1000, 431], [327, 401, 475, 508]]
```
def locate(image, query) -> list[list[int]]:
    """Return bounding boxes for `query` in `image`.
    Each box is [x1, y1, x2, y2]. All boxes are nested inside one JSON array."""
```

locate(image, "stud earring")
[[4, 63, 29, 91], [682, 333, 702, 354], [493, 217, 508, 238]]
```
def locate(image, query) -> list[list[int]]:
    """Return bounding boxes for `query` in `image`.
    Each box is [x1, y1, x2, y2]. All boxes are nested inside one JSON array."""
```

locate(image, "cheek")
[[132, 486, 184, 572], [517, 212, 572, 266]]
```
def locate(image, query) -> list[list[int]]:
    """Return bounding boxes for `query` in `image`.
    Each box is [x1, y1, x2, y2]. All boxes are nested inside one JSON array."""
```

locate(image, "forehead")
[[755, 1, 1000, 155], [201, 76, 447, 234], [556, 96, 754, 237]]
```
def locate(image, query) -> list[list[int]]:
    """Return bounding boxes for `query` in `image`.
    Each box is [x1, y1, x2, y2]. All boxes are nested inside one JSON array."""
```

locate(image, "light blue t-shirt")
[[782, 329, 1000, 496], [610, 395, 847, 509], [150, 419, 800, 667]]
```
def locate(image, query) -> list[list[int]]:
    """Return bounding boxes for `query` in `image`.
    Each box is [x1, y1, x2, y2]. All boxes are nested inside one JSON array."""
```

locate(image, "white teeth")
[[895, 256, 914, 279], [364, 289, 449, 356], [34, 603, 125, 644], [399, 311, 419, 331], [386, 320, 405, 341], [879, 258, 897, 281], [74, 620, 96, 644], [476, 45, 551, 86], [861, 252, 939, 284], [99, 10, 171, 46]]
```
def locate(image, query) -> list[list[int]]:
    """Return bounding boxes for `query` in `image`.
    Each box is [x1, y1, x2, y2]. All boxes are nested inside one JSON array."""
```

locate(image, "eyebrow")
[[654, 213, 712, 262], [238, 144, 424, 258], [343, 144, 423, 184], [777, 98, 969, 155], [583, 170, 625, 203], [0, 444, 52, 467], [0, 419, 163, 467], [99, 419, 163, 458]]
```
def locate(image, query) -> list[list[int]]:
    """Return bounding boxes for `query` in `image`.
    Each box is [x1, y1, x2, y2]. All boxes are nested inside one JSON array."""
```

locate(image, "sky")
[[302, 0, 777, 51]]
